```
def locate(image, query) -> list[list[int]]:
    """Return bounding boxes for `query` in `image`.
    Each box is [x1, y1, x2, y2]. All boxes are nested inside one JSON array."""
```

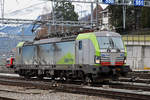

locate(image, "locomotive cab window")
[[79, 41, 82, 50], [97, 36, 124, 49]]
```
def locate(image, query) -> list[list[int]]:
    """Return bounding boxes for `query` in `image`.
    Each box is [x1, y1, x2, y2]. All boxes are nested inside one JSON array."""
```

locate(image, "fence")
[[122, 35, 150, 42]]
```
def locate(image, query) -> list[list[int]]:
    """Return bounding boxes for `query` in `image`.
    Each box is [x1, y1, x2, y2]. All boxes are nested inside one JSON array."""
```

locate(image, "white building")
[[99, 7, 113, 31]]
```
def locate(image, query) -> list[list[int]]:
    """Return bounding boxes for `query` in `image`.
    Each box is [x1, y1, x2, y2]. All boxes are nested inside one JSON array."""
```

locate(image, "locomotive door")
[[76, 40, 83, 64], [76, 39, 89, 64]]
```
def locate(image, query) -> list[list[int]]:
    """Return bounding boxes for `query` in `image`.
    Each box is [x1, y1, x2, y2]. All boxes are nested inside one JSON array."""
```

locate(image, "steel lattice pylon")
[[0, 0, 4, 19]]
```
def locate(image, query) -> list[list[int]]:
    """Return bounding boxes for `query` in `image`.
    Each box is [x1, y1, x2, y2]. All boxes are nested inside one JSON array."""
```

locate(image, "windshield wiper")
[[109, 38, 115, 49], [113, 42, 121, 52], [109, 38, 121, 52], [103, 42, 111, 52], [116, 47, 120, 52]]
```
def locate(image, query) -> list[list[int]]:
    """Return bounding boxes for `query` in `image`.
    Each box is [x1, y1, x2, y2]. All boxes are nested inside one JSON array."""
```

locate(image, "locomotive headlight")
[[95, 56, 101, 64], [124, 59, 127, 64], [96, 59, 100, 64]]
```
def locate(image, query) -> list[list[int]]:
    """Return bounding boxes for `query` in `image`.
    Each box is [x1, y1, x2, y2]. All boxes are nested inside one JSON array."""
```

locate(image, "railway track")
[[1, 73, 150, 91], [0, 97, 17, 100], [119, 77, 150, 84], [0, 74, 150, 100], [127, 71, 150, 79], [109, 81, 150, 91]]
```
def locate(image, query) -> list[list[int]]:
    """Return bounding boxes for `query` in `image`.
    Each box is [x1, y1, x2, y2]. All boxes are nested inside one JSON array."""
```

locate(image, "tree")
[[108, 5, 139, 33], [109, 5, 150, 34], [54, 0, 79, 21], [108, 5, 123, 33], [141, 7, 150, 28]]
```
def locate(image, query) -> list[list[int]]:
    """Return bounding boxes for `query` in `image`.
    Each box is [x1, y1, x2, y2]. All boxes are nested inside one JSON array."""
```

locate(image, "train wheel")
[[37, 75, 43, 80], [24, 71, 31, 79], [112, 75, 119, 81], [85, 75, 93, 86], [24, 75, 31, 79]]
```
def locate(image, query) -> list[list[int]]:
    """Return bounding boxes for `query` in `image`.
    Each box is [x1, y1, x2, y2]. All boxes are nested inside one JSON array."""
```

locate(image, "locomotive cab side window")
[[79, 41, 82, 50]]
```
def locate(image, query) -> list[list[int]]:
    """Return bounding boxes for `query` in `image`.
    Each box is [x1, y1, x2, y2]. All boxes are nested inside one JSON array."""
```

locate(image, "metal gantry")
[[0, 18, 97, 27], [0, 0, 150, 26], [48, 0, 150, 7]]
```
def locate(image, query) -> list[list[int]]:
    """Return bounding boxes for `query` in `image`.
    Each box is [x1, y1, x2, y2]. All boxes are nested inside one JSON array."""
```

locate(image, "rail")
[[0, 75, 150, 100]]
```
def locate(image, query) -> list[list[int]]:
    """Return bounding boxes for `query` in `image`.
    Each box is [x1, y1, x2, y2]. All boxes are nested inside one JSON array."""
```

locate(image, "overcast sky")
[[1, 0, 107, 19]]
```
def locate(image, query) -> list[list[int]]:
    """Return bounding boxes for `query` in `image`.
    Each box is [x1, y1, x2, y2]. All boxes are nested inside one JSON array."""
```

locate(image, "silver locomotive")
[[15, 31, 131, 82]]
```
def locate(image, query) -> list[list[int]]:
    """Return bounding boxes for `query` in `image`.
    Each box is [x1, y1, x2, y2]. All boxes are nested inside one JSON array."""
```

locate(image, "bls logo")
[[103, 0, 114, 4], [134, 0, 144, 6]]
